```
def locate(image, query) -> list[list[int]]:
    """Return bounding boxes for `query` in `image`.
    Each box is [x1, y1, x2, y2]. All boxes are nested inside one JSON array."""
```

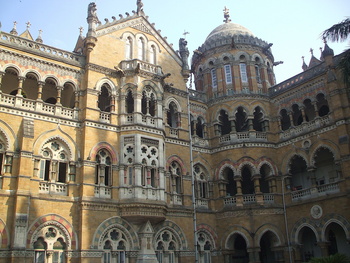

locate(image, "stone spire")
[[136, 0, 145, 16], [302, 56, 308, 71], [308, 48, 321, 68], [35, 29, 43, 43], [10, 21, 18, 35], [223, 6, 231, 23]]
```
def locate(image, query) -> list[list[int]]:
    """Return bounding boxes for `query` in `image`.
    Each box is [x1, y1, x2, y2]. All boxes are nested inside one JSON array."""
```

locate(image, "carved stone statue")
[[137, 0, 144, 15], [87, 2, 98, 20], [179, 38, 189, 70]]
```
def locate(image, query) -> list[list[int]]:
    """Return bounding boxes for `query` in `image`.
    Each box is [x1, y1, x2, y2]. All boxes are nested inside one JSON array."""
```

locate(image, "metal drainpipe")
[[187, 75, 199, 263], [282, 176, 293, 263]]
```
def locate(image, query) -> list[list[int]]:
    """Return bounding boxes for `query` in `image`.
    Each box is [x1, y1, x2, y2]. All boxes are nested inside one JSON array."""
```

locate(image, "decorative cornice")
[[164, 85, 188, 98], [86, 63, 118, 77]]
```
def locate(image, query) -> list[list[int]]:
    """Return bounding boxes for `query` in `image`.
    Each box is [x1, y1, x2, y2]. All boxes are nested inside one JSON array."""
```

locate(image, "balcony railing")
[[0, 93, 77, 119], [224, 196, 236, 206], [94, 185, 111, 198], [39, 181, 67, 195], [291, 181, 340, 201], [280, 115, 331, 140], [243, 194, 256, 204], [219, 131, 267, 144], [120, 59, 162, 76], [196, 199, 209, 208], [100, 112, 111, 123], [172, 194, 183, 205]]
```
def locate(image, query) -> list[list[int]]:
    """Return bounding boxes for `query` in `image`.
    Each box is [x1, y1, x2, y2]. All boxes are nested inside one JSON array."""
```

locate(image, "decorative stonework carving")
[[310, 205, 323, 219], [164, 85, 188, 98], [131, 23, 152, 35], [86, 63, 118, 77]]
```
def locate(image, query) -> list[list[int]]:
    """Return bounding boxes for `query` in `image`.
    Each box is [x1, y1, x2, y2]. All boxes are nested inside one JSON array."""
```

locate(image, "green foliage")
[[308, 253, 350, 263], [322, 18, 350, 42]]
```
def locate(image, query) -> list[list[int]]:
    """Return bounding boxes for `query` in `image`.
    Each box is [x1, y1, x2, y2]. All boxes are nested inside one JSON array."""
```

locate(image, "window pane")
[[58, 162, 67, 183], [239, 63, 248, 83], [224, 65, 232, 84], [211, 69, 217, 90], [35, 251, 45, 263]]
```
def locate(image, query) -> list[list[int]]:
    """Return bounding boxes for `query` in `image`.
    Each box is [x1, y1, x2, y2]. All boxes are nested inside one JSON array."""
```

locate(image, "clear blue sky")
[[0, 0, 349, 83]]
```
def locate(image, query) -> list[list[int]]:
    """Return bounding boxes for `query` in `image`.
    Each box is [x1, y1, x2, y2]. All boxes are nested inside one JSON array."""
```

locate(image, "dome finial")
[[223, 6, 231, 23]]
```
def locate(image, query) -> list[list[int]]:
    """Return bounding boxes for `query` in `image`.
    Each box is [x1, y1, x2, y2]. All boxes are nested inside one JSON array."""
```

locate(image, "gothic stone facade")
[[0, 2, 349, 263]]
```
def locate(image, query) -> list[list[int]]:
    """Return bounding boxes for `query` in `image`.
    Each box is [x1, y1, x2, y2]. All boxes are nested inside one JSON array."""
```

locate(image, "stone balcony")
[[0, 93, 78, 119], [290, 181, 340, 202], [39, 181, 67, 196], [219, 131, 267, 144]]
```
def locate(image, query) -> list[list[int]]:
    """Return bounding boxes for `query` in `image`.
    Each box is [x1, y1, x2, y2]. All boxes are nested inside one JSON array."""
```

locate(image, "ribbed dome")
[[205, 22, 254, 43]]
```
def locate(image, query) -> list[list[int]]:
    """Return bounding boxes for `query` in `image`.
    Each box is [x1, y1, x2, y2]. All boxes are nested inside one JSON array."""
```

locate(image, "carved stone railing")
[[192, 136, 209, 147], [172, 194, 183, 205], [280, 115, 331, 140], [291, 181, 340, 201], [219, 131, 267, 144], [141, 115, 156, 127], [263, 194, 275, 203], [120, 59, 162, 76], [39, 181, 67, 196], [169, 128, 179, 138], [224, 196, 236, 206], [196, 199, 209, 208], [100, 112, 111, 123], [0, 93, 77, 119], [242, 194, 256, 204], [94, 185, 111, 198], [0, 31, 84, 65], [188, 89, 207, 102]]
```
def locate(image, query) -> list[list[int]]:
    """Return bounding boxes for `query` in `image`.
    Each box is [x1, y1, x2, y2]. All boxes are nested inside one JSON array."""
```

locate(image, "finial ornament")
[[310, 48, 314, 56], [137, 0, 144, 15], [79, 27, 84, 36], [26, 21, 31, 30], [10, 21, 18, 35], [183, 30, 190, 39], [223, 6, 231, 23]]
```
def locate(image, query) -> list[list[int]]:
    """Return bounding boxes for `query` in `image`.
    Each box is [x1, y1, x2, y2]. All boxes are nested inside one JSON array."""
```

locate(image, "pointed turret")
[[10, 21, 18, 35], [35, 29, 43, 43], [308, 48, 321, 68], [73, 27, 85, 54], [302, 56, 308, 71], [322, 39, 334, 58]]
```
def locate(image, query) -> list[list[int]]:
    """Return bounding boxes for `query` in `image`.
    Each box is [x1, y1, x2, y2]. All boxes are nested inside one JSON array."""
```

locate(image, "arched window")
[[292, 104, 303, 126], [241, 165, 254, 194], [197, 232, 213, 263], [196, 117, 205, 138], [239, 63, 248, 83], [218, 109, 231, 135], [2, 67, 20, 95], [211, 68, 218, 91], [169, 161, 182, 194], [125, 90, 134, 113], [167, 102, 180, 128], [62, 82, 76, 109], [101, 228, 129, 263], [223, 167, 236, 196], [224, 64, 232, 84], [149, 45, 156, 64], [155, 230, 179, 263], [303, 99, 316, 122], [0, 140, 12, 176], [253, 106, 264, 131], [280, 109, 291, 131], [33, 226, 67, 263], [259, 164, 272, 193], [235, 107, 248, 132], [138, 37, 145, 61], [95, 149, 112, 186], [23, 72, 39, 99], [314, 148, 338, 185], [43, 78, 57, 105], [98, 84, 112, 112], [141, 87, 157, 117], [126, 37, 133, 60], [316, 93, 329, 117], [194, 164, 209, 199], [39, 140, 70, 184], [289, 155, 310, 190]]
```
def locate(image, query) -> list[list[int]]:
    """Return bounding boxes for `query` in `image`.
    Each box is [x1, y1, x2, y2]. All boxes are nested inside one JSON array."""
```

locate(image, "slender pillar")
[[56, 86, 64, 105], [0, 71, 5, 92], [37, 81, 45, 101], [17, 76, 25, 96]]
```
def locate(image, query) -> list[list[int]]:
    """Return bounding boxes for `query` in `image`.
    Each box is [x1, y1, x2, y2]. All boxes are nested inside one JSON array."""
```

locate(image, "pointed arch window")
[[39, 140, 69, 184], [155, 230, 179, 263], [255, 65, 261, 83], [138, 37, 145, 61], [95, 149, 112, 186], [98, 84, 112, 112], [125, 90, 134, 114], [218, 109, 231, 135], [33, 226, 67, 263], [167, 101, 180, 128], [126, 37, 133, 60], [169, 161, 182, 194], [100, 228, 129, 263], [0, 141, 13, 177], [194, 164, 209, 199], [197, 232, 213, 263], [149, 45, 156, 64]]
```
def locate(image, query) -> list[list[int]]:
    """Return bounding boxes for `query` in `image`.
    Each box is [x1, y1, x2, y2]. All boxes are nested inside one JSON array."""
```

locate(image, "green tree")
[[322, 18, 350, 86], [308, 253, 350, 263]]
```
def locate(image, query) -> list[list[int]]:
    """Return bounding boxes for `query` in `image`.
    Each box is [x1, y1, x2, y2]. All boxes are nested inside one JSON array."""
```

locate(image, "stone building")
[[0, 2, 349, 263]]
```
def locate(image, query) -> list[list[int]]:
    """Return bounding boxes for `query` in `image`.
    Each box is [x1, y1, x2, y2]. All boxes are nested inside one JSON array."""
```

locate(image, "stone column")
[[56, 86, 64, 105], [313, 102, 319, 117], [248, 118, 254, 131], [230, 119, 236, 133], [192, 120, 198, 135], [317, 242, 329, 257], [0, 71, 5, 92], [288, 111, 294, 126], [37, 81, 45, 101], [253, 174, 261, 193], [300, 106, 307, 123], [17, 76, 25, 96], [248, 247, 260, 263]]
